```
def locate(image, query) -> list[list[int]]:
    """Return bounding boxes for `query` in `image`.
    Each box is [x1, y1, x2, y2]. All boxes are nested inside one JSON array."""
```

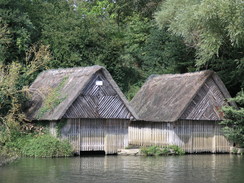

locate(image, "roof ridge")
[[147, 70, 213, 80]]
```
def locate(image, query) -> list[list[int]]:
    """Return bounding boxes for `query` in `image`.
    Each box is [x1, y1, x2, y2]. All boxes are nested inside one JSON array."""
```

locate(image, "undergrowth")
[[1, 131, 73, 158], [140, 145, 185, 156]]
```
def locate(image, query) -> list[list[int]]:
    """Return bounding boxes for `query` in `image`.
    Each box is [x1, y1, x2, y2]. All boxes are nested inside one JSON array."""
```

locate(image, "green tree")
[[221, 90, 244, 147], [0, 0, 36, 64], [140, 25, 195, 75], [0, 45, 50, 140], [155, 0, 244, 66]]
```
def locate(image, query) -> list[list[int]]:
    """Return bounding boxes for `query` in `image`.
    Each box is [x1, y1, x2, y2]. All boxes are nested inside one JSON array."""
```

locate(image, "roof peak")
[[147, 70, 214, 81], [41, 65, 104, 73]]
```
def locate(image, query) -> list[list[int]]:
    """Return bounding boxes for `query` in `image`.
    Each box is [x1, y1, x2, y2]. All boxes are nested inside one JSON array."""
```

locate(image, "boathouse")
[[129, 71, 236, 153], [26, 66, 137, 154]]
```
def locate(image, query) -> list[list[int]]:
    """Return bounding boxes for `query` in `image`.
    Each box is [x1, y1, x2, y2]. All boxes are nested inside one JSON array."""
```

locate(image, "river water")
[[0, 155, 243, 183]]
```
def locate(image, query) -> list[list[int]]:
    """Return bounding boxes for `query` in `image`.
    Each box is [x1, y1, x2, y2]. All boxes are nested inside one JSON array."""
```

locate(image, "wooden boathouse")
[[26, 66, 137, 154], [129, 71, 236, 153]]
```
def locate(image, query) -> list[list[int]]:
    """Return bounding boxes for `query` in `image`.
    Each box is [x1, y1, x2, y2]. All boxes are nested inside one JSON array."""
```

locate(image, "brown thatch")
[[26, 65, 138, 120], [130, 70, 235, 122]]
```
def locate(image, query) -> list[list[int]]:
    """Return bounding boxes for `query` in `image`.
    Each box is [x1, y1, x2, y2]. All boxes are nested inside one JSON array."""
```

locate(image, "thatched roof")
[[26, 66, 137, 120], [130, 70, 235, 122]]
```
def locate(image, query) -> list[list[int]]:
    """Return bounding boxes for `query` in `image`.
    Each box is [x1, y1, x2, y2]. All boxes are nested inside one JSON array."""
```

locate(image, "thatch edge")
[[177, 70, 213, 121], [212, 73, 237, 108], [130, 71, 214, 122]]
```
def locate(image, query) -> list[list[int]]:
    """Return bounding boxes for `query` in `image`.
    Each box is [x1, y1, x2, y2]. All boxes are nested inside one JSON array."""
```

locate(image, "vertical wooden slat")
[[128, 120, 230, 153], [59, 119, 129, 154]]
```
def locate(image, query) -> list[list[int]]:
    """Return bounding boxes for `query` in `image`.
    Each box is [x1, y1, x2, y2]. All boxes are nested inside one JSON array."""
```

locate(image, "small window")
[[96, 80, 103, 86]]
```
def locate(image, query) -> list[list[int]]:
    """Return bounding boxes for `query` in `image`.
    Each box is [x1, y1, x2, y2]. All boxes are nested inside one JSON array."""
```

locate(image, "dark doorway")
[[80, 151, 105, 156]]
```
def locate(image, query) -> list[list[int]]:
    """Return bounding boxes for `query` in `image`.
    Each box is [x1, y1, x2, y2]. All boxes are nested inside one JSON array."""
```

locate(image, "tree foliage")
[[155, 0, 244, 66], [0, 45, 50, 141], [221, 90, 244, 147], [0, 0, 36, 64], [0, 0, 242, 98]]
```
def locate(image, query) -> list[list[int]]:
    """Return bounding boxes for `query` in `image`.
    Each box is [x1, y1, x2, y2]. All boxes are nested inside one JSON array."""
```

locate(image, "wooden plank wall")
[[105, 119, 129, 154], [129, 120, 231, 153], [60, 119, 129, 154], [181, 78, 226, 120], [63, 72, 133, 119]]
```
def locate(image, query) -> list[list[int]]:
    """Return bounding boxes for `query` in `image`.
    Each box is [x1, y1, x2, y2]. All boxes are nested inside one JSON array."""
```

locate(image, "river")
[[0, 155, 243, 183]]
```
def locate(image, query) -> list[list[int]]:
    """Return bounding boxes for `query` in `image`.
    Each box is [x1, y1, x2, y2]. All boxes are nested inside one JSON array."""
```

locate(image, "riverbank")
[[118, 145, 185, 156], [230, 147, 244, 155], [118, 149, 141, 156], [0, 156, 18, 167]]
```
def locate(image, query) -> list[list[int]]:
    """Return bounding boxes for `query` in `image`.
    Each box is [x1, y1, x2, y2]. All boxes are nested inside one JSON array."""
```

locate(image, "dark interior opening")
[[80, 151, 106, 156]]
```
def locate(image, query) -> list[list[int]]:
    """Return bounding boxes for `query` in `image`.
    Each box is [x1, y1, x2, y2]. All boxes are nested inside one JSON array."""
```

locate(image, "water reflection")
[[0, 155, 243, 183]]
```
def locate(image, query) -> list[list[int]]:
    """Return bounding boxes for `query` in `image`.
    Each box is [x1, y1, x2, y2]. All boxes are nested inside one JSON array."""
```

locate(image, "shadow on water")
[[79, 151, 106, 156], [0, 154, 243, 183]]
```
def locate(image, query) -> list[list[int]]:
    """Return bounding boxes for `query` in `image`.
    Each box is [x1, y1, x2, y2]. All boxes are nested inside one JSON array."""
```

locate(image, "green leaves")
[[3, 133, 73, 158], [0, 0, 35, 64], [221, 90, 244, 147], [21, 134, 73, 158], [155, 0, 244, 66], [0, 45, 50, 141], [140, 145, 185, 156]]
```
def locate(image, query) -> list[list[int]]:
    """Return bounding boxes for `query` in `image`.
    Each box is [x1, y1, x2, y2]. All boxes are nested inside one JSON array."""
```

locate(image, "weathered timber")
[[180, 78, 226, 120], [129, 71, 235, 153], [64, 72, 132, 119], [129, 120, 230, 153], [51, 119, 129, 154]]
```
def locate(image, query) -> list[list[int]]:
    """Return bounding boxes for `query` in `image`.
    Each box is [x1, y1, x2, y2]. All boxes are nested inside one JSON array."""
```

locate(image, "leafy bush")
[[2, 133, 73, 158], [21, 134, 73, 158], [140, 145, 185, 156], [221, 90, 244, 147]]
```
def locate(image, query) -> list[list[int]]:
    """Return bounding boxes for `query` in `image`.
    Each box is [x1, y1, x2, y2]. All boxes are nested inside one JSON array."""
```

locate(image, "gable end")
[[63, 71, 133, 119], [180, 77, 227, 120]]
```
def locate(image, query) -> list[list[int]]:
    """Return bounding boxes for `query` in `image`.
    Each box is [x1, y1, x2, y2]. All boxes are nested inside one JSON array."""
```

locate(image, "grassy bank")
[[5, 134, 73, 158], [0, 131, 74, 160]]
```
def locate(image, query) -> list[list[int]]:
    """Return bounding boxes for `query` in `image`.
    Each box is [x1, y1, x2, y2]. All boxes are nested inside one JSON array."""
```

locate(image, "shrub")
[[140, 145, 185, 156], [2, 133, 73, 158], [21, 134, 73, 158], [221, 90, 244, 147], [169, 145, 185, 155]]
